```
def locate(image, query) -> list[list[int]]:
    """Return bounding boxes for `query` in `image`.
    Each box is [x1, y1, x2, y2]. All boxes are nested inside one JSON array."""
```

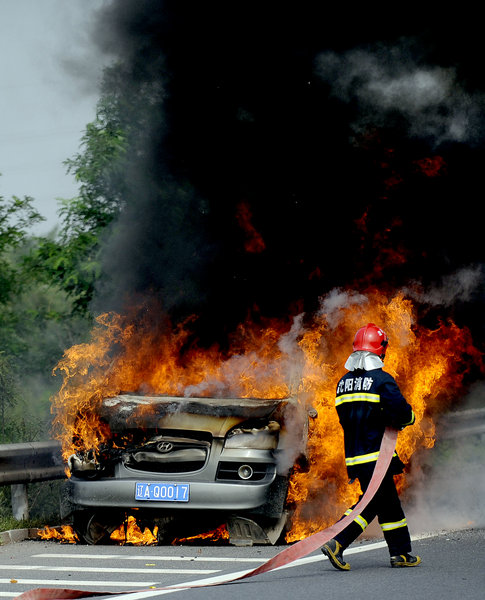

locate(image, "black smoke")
[[90, 2, 485, 349]]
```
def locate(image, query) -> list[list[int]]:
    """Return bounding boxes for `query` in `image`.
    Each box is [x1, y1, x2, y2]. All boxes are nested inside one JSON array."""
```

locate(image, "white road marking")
[[0, 579, 159, 588], [92, 541, 391, 599], [0, 565, 219, 575], [108, 534, 433, 599], [3, 532, 436, 598], [98, 568, 257, 599], [32, 554, 264, 563]]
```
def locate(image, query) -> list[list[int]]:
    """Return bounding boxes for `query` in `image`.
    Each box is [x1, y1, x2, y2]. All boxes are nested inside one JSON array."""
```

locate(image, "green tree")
[[0, 195, 44, 304], [31, 75, 130, 314], [0, 352, 18, 440], [0, 238, 91, 441], [0, 194, 46, 440], [0, 64, 147, 442], [0, 194, 44, 349], [30, 61, 165, 313]]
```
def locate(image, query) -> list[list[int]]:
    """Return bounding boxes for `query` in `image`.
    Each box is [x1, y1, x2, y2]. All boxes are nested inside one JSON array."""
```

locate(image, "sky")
[[0, 0, 110, 234]]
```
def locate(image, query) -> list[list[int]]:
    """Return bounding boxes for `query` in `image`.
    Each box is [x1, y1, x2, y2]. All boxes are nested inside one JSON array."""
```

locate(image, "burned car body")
[[62, 394, 309, 545]]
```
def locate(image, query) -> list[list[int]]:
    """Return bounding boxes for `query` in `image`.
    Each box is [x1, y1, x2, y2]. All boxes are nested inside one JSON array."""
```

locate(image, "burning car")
[[61, 393, 311, 546]]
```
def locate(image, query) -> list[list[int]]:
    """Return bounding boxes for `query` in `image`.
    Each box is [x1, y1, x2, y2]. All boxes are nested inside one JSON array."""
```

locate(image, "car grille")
[[124, 437, 210, 474]]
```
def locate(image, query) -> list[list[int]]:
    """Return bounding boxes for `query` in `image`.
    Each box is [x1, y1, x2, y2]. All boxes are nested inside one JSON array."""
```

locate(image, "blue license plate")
[[135, 482, 190, 502]]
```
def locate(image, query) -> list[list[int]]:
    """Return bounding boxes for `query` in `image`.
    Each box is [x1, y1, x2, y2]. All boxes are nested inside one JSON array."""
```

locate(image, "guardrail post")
[[11, 483, 29, 520]]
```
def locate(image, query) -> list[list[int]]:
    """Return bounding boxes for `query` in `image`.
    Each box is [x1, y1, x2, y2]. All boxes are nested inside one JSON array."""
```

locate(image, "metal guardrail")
[[0, 441, 65, 485], [0, 440, 65, 520]]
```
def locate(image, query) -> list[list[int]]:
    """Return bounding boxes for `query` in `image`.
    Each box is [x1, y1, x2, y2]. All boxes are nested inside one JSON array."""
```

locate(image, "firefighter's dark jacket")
[[335, 367, 415, 479]]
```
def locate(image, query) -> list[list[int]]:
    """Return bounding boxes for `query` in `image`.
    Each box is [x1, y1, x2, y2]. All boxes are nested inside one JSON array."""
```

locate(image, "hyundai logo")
[[157, 441, 174, 453]]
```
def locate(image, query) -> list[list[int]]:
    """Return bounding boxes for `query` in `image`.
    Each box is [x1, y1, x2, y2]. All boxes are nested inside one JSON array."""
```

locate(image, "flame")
[[415, 155, 446, 177], [284, 290, 482, 541], [172, 524, 229, 545], [51, 287, 483, 542], [235, 201, 266, 253], [109, 516, 159, 545], [37, 525, 79, 544]]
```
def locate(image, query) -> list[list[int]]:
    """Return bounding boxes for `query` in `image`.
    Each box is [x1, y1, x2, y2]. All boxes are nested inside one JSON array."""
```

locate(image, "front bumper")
[[63, 444, 279, 515], [63, 475, 275, 512]]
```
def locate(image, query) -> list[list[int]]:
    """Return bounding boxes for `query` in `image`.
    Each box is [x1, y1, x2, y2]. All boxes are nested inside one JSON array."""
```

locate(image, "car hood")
[[98, 394, 295, 437]]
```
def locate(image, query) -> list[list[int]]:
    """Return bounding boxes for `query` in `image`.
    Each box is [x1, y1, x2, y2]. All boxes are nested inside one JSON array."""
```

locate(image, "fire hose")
[[16, 427, 398, 600]]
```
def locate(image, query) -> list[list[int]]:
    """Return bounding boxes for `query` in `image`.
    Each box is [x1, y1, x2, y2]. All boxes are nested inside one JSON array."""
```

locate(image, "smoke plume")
[[404, 266, 484, 307], [316, 40, 485, 145], [51, 2, 485, 538], [84, 4, 485, 353], [405, 386, 485, 533]]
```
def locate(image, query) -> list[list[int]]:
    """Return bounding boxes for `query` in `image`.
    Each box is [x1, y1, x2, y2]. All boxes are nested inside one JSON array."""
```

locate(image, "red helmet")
[[353, 323, 388, 358]]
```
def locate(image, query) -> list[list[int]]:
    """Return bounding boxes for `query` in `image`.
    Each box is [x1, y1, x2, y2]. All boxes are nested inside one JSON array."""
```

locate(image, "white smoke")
[[182, 312, 312, 474], [405, 387, 485, 533], [183, 313, 307, 399], [407, 446, 485, 534], [403, 265, 483, 307], [316, 40, 484, 145], [318, 288, 368, 329], [276, 313, 306, 394]]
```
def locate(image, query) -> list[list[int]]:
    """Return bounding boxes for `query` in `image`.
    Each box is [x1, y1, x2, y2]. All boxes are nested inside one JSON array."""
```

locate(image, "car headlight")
[[224, 421, 280, 449]]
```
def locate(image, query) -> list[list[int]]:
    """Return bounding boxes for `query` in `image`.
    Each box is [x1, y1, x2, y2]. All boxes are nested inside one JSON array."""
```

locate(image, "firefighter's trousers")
[[334, 468, 412, 556]]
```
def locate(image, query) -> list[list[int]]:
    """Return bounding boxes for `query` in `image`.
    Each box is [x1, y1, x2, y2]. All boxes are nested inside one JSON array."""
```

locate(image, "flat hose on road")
[[16, 428, 398, 600]]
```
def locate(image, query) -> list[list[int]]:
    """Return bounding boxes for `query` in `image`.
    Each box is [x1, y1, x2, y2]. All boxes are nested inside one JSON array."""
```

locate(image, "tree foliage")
[[0, 352, 19, 439], [0, 195, 45, 359], [0, 195, 46, 439], [29, 62, 165, 314], [62, 97, 127, 237], [30, 78, 129, 314], [0, 196, 44, 304], [0, 61, 160, 441]]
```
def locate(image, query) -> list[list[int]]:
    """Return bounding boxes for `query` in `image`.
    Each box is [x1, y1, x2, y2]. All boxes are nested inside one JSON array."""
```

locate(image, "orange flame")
[[37, 525, 79, 544], [51, 287, 483, 542], [109, 516, 159, 545], [172, 524, 229, 545]]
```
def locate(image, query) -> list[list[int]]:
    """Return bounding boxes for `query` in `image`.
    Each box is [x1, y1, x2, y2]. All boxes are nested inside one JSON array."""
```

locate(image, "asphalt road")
[[0, 528, 483, 600]]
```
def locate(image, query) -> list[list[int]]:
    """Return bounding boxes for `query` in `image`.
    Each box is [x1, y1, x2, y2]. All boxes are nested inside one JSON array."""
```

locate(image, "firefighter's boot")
[[390, 553, 421, 568], [321, 539, 350, 571]]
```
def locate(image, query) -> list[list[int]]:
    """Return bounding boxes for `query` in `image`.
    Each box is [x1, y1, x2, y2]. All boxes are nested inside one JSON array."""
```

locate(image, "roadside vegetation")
[[0, 65, 135, 524], [0, 481, 63, 535], [0, 65, 133, 443]]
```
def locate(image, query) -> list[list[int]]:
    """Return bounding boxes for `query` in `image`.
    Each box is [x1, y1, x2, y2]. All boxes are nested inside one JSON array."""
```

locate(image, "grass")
[[0, 480, 62, 537], [0, 515, 47, 533]]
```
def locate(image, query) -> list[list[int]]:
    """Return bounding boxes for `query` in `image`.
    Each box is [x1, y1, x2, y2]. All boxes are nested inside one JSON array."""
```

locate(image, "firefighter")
[[321, 323, 421, 570]]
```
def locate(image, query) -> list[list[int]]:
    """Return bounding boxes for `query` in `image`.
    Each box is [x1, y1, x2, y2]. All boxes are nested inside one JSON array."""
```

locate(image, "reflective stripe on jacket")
[[335, 367, 415, 477]]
